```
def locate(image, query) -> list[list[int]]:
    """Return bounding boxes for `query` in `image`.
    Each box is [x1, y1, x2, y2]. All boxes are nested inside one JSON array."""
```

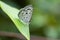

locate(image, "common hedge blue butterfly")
[[18, 5, 33, 24]]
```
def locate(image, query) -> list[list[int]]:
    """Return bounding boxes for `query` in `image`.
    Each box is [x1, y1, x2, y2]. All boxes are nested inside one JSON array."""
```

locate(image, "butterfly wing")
[[18, 5, 33, 24]]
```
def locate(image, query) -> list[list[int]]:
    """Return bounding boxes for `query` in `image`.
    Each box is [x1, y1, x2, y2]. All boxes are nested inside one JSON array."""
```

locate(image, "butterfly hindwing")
[[18, 5, 33, 24]]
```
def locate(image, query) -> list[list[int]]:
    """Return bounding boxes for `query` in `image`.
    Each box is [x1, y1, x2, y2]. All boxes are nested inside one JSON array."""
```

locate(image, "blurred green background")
[[0, 0, 60, 40]]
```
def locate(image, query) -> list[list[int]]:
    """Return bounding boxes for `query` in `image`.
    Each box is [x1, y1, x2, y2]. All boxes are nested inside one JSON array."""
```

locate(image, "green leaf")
[[0, 1, 30, 40]]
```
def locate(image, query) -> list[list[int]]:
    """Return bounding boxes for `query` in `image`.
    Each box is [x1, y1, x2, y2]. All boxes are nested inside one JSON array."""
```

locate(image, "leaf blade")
[[0, 1, 30, 40]]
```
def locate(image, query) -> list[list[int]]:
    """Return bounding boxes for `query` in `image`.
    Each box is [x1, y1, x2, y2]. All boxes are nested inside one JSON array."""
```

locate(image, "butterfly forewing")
[[18, 5, 33, 24]]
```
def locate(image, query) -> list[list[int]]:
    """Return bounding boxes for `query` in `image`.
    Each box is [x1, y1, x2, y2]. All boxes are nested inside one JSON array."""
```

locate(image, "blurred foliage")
[[0, 0, 60, 40], [29, 0, 60, 39]]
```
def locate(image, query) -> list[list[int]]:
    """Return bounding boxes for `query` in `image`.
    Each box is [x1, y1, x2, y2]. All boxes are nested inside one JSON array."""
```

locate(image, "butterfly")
[[18, 5, 33, 24]]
